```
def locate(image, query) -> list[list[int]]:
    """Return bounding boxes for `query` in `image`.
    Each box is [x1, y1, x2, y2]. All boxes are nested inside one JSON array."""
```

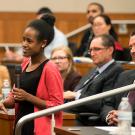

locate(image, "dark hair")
[[93, 14, 118, 41], [40, 13, 55, 27], [26, 19, 54, 45], [89, 2, 104, 13], [131, 30, 135, 37], [36, 7, 53, 15], [93, 34, 115, 55]]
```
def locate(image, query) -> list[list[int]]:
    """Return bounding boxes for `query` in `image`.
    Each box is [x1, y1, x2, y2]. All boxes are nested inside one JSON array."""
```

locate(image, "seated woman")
[[51, 46, 82, 91], [90, 14, 124, 61]]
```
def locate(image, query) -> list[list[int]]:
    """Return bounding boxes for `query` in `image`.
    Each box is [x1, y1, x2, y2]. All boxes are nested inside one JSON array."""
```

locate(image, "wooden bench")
[[1, 59, 135, 83], [75, 62, 135, 76], [63, 112, 76, 126]]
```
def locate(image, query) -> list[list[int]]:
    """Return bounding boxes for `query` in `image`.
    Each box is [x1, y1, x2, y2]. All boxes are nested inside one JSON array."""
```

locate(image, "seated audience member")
[[64, 34, 124, 125], [0, 65, 11, 94], [101, 31, 135, 126], [51, 46, 82, 91], [36, 7, 68, 58], [75, 2, 104, 56], [91, 14, 124, 61]]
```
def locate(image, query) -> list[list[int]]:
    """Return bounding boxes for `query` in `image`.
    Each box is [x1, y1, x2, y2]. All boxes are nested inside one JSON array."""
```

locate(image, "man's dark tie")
[[76, 70, 99, 92], [128, 90, 135, 106], [83, 70, 99, 86]]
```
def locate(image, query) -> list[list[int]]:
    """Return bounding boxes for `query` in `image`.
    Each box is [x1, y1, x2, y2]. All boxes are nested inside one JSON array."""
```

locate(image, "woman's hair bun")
[[41, 13, 55, 27]]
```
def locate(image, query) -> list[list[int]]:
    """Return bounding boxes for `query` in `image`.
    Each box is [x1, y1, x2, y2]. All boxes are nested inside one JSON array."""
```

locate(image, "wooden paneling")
[[0, 113, 15, 135], [56, 12, 135, 48], [0, 12, 134, 43], [63, 112, 76, 126], [0, 12, 134, 60], [0, 12, 35, 43], [74, 62, 135, 76], [0, 12, 133, 42]]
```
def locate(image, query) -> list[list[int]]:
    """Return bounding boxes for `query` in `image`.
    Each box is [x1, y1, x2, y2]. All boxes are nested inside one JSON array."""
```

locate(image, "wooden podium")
[[0, 112, 75, 135], [0, 112, 15, 135], [54, 126, 109, 135]]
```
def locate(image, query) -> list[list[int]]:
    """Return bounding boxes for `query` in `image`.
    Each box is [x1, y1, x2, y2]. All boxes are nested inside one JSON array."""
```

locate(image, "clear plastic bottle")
[[117, 97, 132, 135], [2, 79, 11, 100], [1, 79, 15, 115]]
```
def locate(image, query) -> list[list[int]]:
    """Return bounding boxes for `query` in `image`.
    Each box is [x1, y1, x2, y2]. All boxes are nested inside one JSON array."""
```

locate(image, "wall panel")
[[0, 12, 134, 52]]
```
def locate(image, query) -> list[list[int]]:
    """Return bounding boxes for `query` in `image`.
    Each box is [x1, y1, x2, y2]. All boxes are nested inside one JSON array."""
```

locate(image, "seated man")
[[64, 34, 124, 125], [101, 31, 135, 126]]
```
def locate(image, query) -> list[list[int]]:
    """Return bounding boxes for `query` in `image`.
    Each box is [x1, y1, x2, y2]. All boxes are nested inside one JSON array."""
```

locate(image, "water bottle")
[[117, 97, 132, 135], [2, 79, 11, 100], [1, 79, 15, 115]]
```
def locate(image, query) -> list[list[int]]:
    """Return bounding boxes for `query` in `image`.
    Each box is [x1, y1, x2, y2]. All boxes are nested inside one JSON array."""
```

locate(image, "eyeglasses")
[[51, 56, 68, 61], [93, 23, 105, 28], [88, 47, 107, 54], [87, 9, 98, 14]]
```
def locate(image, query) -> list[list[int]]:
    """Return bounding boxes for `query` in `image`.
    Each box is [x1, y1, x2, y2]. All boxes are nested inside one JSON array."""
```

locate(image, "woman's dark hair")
[[131, 30, 135, 37], [93, 14, 118, 41], [40, 13, 55, 27], [26, 19, 54, 46]]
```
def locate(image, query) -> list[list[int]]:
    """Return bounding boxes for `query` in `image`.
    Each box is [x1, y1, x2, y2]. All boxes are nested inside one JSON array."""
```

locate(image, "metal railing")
[[66, 23, 91, 38], [0, 43, 21, 48], [66, 20, 135, 38], [15, 83, 135, 135]]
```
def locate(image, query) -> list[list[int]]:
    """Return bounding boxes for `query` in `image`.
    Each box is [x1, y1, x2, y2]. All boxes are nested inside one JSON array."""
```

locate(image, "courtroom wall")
[[0, 0, 135, 13], [0, 0, 134, 60]]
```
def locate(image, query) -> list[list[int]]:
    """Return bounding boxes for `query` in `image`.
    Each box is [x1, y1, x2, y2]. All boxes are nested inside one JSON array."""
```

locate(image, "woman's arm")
[[12, 87, 46, 110]]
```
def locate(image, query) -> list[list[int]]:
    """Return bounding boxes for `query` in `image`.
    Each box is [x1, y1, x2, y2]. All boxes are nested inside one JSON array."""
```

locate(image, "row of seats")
[[2, 59, 135, 87]]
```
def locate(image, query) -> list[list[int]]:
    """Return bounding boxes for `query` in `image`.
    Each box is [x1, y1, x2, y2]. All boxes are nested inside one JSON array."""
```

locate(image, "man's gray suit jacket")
[[71, 62, 124, 114], [101, 70, 135, 126]]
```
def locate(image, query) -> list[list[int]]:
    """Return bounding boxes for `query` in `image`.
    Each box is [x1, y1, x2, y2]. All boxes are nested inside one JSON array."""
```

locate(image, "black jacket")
[[70, 62, 124, 114], [101, 70, 135, 126]]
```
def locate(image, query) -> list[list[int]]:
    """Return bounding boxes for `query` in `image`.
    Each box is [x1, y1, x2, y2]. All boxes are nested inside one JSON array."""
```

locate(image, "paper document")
[[95, 126, 135, 135]]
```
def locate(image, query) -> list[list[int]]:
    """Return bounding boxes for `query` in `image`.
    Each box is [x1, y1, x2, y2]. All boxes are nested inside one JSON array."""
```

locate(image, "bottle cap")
[[3, 79, 10, 87]]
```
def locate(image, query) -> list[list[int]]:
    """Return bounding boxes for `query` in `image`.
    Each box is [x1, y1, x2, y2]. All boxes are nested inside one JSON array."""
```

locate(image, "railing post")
[[51, 113, 55, 135]]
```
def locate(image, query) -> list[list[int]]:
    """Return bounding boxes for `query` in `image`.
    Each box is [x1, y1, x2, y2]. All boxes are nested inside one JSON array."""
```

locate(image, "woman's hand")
[[12, 87, 29, 101], [0, 101, 8, 114]]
